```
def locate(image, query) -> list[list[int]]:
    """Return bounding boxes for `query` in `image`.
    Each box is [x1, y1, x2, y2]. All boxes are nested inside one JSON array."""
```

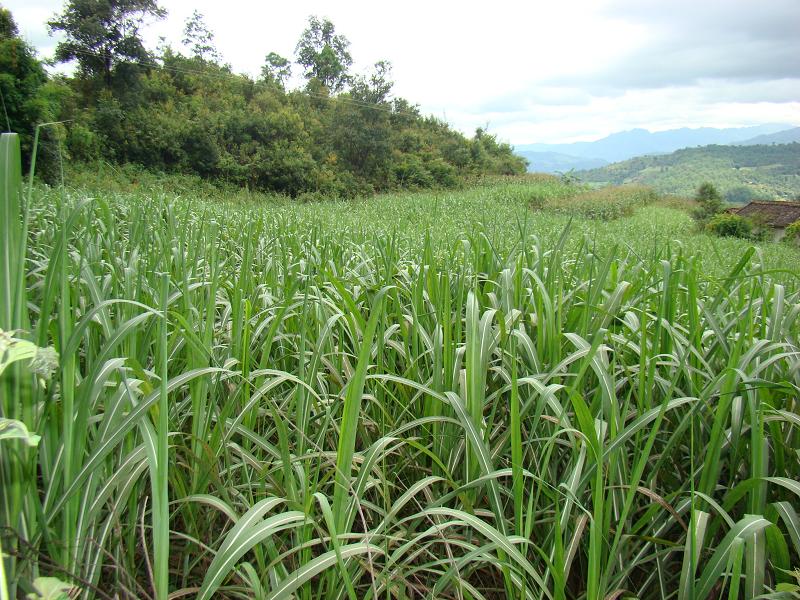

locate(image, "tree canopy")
[[182, 10, 220, 63], [6, 5, 526, 195], [0, 6, 65, 169], [295, 16, 353, 93], [261, 52, 292, 88], [48, 0, 166, 86]]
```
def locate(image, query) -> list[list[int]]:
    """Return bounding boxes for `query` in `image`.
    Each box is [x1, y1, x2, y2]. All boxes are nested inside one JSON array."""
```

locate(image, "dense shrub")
[[705, 213, 754, 238], [54, 63, 528, 198], [785, 219, 800, 246], [4, 5, 527, 198]]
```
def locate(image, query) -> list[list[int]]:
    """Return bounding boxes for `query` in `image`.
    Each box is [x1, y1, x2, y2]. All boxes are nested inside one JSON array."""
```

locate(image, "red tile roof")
[[735, 201, 800, 228]]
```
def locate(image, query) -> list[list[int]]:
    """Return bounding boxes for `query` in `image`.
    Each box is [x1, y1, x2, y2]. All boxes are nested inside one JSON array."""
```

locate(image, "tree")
[[469, 128, 527, 175], [693, 181, 724, 223], [0, 4, 17, 37], [0, 6, 63, 167], [48, 0, 166, 87], [261, 52, 291, 88], [0, 7, 47, 132], [329, 94, 392, 184], [295, 16, 352, 93], [350, 60, 393, 104], [696, 181, 722, 204], [182, 10, 220, 63]]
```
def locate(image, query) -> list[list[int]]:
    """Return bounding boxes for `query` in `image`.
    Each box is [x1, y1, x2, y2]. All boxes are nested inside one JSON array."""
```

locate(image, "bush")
[[706, 213, 753, 238], [785, 220, 800, 246]]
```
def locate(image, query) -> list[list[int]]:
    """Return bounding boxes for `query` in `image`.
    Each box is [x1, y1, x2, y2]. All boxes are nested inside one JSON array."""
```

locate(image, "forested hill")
[[0, 7, 525, 197], [577, 143, 800, 201]]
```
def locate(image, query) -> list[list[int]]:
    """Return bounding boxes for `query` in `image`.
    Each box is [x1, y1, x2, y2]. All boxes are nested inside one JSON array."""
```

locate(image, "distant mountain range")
[[734, 127, 800, 146], [517, 124, 797, 173], [576, 142, 800, 200], [515, 151, 609, 172]]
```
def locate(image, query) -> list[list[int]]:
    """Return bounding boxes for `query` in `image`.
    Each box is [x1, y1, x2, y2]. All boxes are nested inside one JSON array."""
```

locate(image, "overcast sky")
[[5, 0, 800, 144]]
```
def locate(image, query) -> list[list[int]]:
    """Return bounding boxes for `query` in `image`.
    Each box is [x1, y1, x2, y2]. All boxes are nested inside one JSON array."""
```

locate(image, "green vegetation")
[[579, 143, 800, 200], [0, 7, 66, 179], [542, 184, 658, 220], [705, 213, 754, 239], [694, 182, 769, 242], [692, 181, 724, 225], [3, 131, 800, 598], [1, 3, 526, 197], [786, 220, 800, 247], [3, 3, 800, 598], [724, 185, 762, 204]]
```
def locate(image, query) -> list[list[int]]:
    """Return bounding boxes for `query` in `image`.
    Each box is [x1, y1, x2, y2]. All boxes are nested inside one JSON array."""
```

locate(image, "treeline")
[[0, 3, 526, 197]]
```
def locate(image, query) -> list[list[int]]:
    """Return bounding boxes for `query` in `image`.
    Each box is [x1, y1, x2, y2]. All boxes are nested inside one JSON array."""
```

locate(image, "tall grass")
[[543, 185, 659, 220], [1, 169, 799, 598], [1, 132, 30, 599]]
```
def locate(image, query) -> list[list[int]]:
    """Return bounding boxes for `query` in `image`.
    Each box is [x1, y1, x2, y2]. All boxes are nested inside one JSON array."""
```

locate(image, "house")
[[732, 200, 800, 240]]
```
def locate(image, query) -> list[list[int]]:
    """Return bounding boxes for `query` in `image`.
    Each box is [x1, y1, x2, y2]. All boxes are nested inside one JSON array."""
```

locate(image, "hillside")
[[577, 142, 800, 200]]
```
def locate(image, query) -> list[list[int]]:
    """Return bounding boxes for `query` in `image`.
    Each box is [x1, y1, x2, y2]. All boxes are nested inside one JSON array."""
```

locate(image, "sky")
[[5, 0, 800, 145]]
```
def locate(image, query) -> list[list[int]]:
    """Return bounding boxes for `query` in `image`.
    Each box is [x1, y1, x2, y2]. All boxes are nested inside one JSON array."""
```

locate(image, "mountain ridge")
[[735, 127, 800, 146], [516, 124, 796, 173]]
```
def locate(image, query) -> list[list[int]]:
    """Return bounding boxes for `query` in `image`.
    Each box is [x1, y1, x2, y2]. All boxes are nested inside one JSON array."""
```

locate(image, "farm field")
[[3, 147, 800, 598]]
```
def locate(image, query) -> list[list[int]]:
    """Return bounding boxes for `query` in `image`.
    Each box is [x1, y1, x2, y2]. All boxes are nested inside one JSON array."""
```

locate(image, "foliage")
[[70, 49, 524, 196], [3, 172, 799, 598], [25, 577, 78, 600], [785, 219, 800, 246], [579, 142, 800, 199], [260, 51, 291, 88], [294, 15, 352, 93], [705, 212, 753, 238], [0, 417, 41, 447], [545, 184, 658, 219], [557, 168, 581, 185], [696, 181, 722, 204], [181, 10, 220, 62], [48, 0, 166, 87], [692, 181, 724, 223], [0, 7, 46, 133], [4, 5, 526, 196], [350, 60, 394, 104], [0, 7, 65, 172]]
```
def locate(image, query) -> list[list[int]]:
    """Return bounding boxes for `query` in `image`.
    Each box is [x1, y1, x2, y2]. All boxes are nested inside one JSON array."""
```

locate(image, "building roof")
[[735, 201, 800, 228]]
